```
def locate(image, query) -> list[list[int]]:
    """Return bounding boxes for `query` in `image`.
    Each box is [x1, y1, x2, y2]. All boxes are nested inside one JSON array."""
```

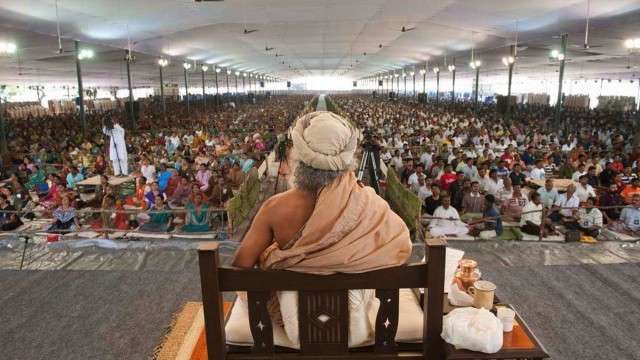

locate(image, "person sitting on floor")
[[429, 194, 469, 237], [182, 191, 210, 233], [574, 175, 597, 203], [520, 192, 557, 237], [571, 197, 603, 238], [621, 177, 640, 204], [49, 196, 80, 233], [536, 178, 558, 208], [461, 181, 484, 215], [600, 183, 624, 223], [66, 166, 84, 190], [139, 195, 173, 232], [551, 184, 580, 226], [232, 110, 411, 274], [468, 194, 503, 239], [501, 184, 528, 221], [423, 184, 442, 215], [611, 194, 640, 236], [0, 194, 23, 231]]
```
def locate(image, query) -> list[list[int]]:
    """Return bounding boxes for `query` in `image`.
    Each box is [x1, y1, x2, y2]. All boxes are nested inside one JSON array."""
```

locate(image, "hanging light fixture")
[[433, 67, 440, 73], [201, 65, 209, 72], [501, 56, 515, 66], [0, 42, 17, 55], [158, 58, 169, 67], [183, 62, 192, 70]]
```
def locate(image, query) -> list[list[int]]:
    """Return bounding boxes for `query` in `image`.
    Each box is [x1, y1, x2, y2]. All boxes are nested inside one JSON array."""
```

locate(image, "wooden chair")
[[198, 237, 446, 360]]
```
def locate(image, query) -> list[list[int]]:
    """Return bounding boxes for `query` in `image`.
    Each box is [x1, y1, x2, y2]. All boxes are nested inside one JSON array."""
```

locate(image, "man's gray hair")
[[294, 162, 346, 193]]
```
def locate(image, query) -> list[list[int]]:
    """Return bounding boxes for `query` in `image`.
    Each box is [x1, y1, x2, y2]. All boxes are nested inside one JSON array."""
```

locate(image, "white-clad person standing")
[[102, 117, 128, 176]]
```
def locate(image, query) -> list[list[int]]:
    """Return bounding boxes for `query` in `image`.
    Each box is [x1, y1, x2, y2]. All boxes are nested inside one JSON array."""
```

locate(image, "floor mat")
[[483, 263, 640, 360]]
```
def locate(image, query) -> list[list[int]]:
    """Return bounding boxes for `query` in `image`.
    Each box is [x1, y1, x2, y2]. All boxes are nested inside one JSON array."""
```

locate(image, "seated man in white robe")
[[429, 194, 469, 237]]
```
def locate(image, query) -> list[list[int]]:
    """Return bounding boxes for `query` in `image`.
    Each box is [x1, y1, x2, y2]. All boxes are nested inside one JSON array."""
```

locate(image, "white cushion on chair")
[[366, 289, 424, 343], [225, 295, 296, 348], [225, 288, 425, 348]]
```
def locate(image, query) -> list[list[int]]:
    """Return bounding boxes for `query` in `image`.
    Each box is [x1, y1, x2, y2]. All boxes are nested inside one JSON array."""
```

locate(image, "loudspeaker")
[[378, 80, 383, 86], [260, 81, 265, 88], [353, 81, 357, 87], [286, 81, 291, 88]]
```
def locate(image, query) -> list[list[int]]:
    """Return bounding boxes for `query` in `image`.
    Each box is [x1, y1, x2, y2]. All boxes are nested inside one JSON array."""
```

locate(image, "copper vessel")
[[455, 259, 480, 291]]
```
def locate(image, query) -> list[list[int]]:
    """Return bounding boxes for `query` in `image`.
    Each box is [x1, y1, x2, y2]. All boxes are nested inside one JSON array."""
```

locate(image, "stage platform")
[[1, 240, 639, 359]]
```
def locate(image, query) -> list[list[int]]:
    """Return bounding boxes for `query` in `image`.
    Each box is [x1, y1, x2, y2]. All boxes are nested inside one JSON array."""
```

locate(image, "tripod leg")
[[19, 236, 29, 270]]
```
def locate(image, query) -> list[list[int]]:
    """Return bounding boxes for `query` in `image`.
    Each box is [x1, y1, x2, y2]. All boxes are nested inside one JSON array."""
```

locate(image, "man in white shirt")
[[484, 169, 504, 196], [520, 191, 558, 237], [574, 197, 603, 237], [574, 175, 597, 203], [618, 194, 640, 235], [529, 160, 546, 180], [429, 194, 469, 237], [571, 163, 587, 182], [419, 148, 433, 170], [414, 175, 432, 202], [552, 184, 580, 224], [140, 158, 156, 182]]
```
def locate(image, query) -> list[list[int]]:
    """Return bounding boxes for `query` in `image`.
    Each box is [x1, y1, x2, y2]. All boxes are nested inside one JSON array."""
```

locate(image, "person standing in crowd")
[[102, 117, 128, 176]]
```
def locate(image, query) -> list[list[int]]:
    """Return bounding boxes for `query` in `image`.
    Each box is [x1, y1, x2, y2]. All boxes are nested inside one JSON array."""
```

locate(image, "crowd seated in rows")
[[0, 96, 309, 236], [334, 95, 640, 241]]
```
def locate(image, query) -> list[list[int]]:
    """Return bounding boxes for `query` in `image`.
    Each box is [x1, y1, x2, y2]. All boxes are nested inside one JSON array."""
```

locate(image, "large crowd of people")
[[0, 95, 309, 235], [334, 94, 640, 240]]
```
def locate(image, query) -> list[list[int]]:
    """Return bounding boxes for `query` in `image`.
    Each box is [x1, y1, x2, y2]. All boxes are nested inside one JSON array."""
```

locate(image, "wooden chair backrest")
[[198, 237, 446, 360]]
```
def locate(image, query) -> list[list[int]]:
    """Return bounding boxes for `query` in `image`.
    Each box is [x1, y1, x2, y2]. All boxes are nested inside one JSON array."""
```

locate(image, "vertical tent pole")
[[159, 64, 166, 116], [75, 41, 86, 136], [506, 45, 516, 122], [555, 34, 568, 127], [125, 50, 135, 128], [184, 66, 190, 114]]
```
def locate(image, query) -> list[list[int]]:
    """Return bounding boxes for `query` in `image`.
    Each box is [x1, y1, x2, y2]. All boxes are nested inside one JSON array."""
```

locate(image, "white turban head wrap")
[[291, 111, 358, 171]]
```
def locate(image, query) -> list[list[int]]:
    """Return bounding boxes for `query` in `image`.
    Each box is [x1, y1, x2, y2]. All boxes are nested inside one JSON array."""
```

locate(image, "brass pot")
[[455, 259, 480, 291]]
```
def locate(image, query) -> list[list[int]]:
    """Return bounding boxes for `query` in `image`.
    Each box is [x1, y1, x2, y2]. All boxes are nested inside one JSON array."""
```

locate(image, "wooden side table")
[[445, 304, 549, 360]]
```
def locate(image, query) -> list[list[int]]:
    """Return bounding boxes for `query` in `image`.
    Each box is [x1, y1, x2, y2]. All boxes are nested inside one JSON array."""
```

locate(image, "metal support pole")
[[125, 50, 135, 128], [412, 74, 416, 97], [159, 65, 166, 116], [201, 69, 206, 113], [404, 75, 407, 96], [225, 72, 230, 94], [184, 67, 190, 114], [242, 76, 246, 93], [423, 71, 426, 95], [555, 34, 568, 126], [0, 95, 6, 155], [215, 70, 219, 94], [506, 45, 515, 122], [436, 71, 440, 104], [451, 57, 456, 103], [474, 66, 480, 110], [75, 41, 86, 136], [397, 75, 400, 94]]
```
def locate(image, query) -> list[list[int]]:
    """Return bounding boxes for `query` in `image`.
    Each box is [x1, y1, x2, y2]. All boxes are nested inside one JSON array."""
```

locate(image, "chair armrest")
[[198, 241, 220, 252]]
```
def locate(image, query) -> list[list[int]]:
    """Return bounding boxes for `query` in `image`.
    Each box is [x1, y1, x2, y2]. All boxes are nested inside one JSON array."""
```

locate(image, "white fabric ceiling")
[[0, 0, 639, 87]]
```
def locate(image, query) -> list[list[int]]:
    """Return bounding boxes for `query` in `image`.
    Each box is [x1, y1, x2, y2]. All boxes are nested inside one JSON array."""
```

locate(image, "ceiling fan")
[[52, 0, 74, 55], [401, 26, 416, 33], [265, 46, 274, 51], [243, 28, 258, 34]]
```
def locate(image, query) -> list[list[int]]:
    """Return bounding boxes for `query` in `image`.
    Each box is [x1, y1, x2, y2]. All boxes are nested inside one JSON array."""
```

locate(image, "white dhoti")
[[429, 224, 470, 237], [429, 206, 469, 237]]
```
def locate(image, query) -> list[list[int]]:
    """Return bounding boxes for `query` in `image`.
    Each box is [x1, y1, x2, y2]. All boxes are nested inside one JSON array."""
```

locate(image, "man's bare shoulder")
[[261, 189, 306, 212]]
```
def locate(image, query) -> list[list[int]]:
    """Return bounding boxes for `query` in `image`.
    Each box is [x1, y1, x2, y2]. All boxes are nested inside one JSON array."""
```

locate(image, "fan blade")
[[244, 29, 258, 34]]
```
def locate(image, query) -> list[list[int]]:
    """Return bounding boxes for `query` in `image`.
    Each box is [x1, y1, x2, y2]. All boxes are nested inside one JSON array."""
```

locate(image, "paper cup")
[[497, 307, 516, 332]]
